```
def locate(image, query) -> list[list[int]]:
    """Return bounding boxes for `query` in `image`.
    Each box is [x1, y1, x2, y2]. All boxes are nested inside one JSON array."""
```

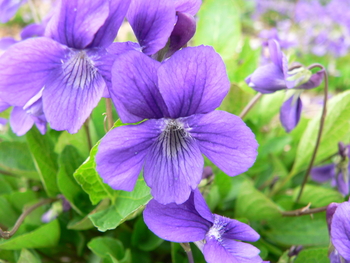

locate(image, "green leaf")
[[73, 141, 115, 205], [88, 237, 131, 263], [235, 179, 281, 220], [194, 0, 241, 77], [264, 213, 329, 246], [0, 219, 60, 250], [0, 196, 19, 227], [132, 218, 163, 251], [17, 249, 41, 263], [67, 199, 110, 230], [26, 128, 59, 197], [294, 247, 329, 263], [292, 184, 344, 207], [89, 178, 151, 232], [293, 90, 350, 174], [57, 145, 92, 214], [0, 141, 38, 179]]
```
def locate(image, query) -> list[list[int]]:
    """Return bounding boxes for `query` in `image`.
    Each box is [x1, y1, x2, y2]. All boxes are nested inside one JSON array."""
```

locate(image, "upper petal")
[[42, 49, 106, 133], [158, 46, 230, 118], [166, 12, 197, 58], [96, 120, 161, 192], [110, 50, 169, 123], [174, 0, 201, 15], [331, 202, 350, 261], [143, 118, 204, 204], [280, 94, 303, 133], [0, 0, 24, 23], [127, 0, 176, 55], [143, 191, 212, 242], [311, 164, 336, 183], [0, 37, 68, 106], [88, 0, 131, 48], [245, 63, 287, 94], [188, 111, 258, 177], [45, 0, 109, 49]]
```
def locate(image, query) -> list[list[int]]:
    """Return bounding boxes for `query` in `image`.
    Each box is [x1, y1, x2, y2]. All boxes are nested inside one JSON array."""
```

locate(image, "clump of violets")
[[326, 202, 350, 263], [144, 189, 263, 263], [0, 0, 131, 133], [245, 39, 324, 132], [311, 142, 350, 196], [96, 46, 258, 205]]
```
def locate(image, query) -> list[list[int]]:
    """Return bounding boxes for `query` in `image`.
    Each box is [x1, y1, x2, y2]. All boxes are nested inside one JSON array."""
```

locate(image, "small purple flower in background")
[[245, 40, 324, 132], [126, 0, 201, 59], [96, 46, 258, 204], [41, 195, 71, 223], [0, 0, 131, 133], [311, 142, 350, 196], [0, 0, 26, 23], [144, 189, 263, 263], [326, 202, 350, 263]]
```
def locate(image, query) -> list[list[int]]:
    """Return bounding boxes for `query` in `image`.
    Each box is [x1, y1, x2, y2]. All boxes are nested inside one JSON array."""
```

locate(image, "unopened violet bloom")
[[144, 189, 263, 263], [126, 0, 201, 58], [96, 46, 258, 204], [311, 143, 350, 196], [0, 0, 131, 133], [245, 39, 324, 132], [326, 202, 350, 263], [0, 0, 26, 23]]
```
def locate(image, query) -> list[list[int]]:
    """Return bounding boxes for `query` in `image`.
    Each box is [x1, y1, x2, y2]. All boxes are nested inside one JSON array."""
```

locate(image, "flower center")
[[62, 50, 97, 89], [206, 215, 228, 241], [158, 119, 190, 157]]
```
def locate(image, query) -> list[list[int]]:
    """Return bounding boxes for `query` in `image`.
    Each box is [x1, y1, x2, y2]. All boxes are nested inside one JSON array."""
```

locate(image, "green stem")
[[295, 64, 328, 204], [180, 243, 194, 263]]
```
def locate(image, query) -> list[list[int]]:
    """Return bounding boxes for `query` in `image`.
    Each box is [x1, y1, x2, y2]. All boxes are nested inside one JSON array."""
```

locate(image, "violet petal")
[[311, 164, 335, 183], [174, 0, 201, 15], [188, 111, 258, 177], [45, 0, 109, 49], [42, 49, 106, 133], [158, 46, 230, 118], [96, 120, 160, 192], [143, 118, 204, 204], [127, 0, 176, 55], [143, 191, 212, 242], [331, 202, 350, 261], [9, 107, 34, 136], [110, 50, 169, 123], [166, 12, 196, 58], [280, 94, 302, 133], [0, 37, 67, 107]]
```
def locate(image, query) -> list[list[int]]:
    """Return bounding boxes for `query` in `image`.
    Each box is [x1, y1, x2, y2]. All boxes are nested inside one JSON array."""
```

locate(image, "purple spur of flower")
[[0, 0, 131, 134], [311, 143, 350, 196], [0, 0, 26, 23], [95, 46, 258, 205], [126, 0, 201, 58], [144, 189, 263, 263], [326, 201, 350, 263]]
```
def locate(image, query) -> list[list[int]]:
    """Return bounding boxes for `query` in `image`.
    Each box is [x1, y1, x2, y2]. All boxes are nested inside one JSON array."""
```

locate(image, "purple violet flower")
[[0, 0, 26, 23], [0, 0, 131, 133], [311, 143, 350, 196], [96, 46, 258, 204], [326, 202, 350, 263], [144, 189, 263, 263], [126, 0, 201, 58], [245, 40, 324, 132]]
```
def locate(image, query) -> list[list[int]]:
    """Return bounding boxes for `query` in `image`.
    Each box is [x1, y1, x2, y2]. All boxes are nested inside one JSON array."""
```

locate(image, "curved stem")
[[295, 64, 328, 204], [281, 204, 327, 217], [239, 93, 263, 119], [180, 243, 194, 263], [0, 198, 58, 239], [84, 119, 92, 150]]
